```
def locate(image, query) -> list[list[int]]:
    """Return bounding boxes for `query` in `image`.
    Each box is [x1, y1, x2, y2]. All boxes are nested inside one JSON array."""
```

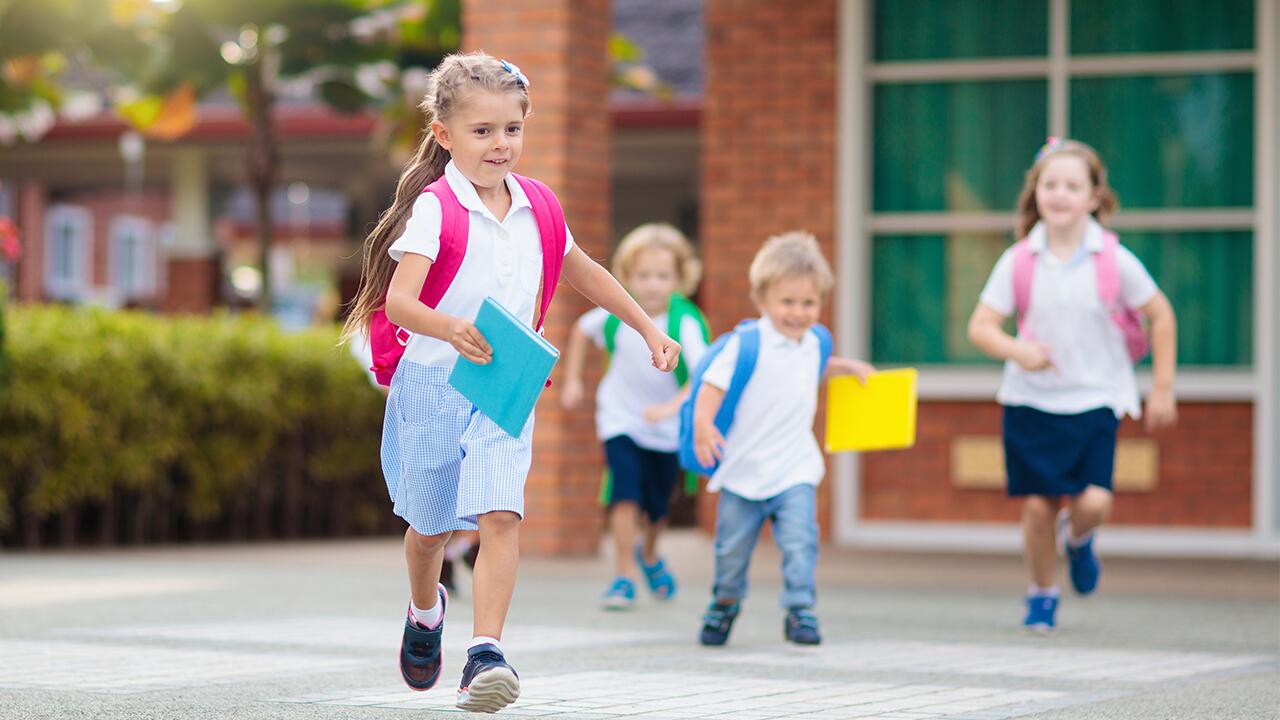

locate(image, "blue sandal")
[[635, 547, 677, 600]]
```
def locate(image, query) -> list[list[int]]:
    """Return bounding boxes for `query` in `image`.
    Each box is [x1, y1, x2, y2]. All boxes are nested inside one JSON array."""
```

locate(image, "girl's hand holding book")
[[448, 317, 493, 365]]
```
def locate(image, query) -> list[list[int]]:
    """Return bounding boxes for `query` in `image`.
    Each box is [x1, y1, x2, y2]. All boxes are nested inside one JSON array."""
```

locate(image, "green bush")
[[0, 305, 389, 546]]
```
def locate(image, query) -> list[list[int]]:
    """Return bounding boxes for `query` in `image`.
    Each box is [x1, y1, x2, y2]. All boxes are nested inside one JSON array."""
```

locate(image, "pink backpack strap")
[[512, 174, 567, 331], [418, 177, 469, 307], [367, 176, 469, 386], [1094, 230, 1121, 312], [1011, 239, 1036, 333]]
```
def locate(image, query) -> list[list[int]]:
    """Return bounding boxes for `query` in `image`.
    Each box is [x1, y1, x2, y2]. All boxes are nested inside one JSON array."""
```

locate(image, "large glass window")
[[1071, 73, 1254, 208], [44, 205, 91, 300], [868, 0, 1257, 368], [874, 0, 1047, 61], [110, 216, 157, 299], [874, 81, 1047, 213], [1070, 0, 1255, 55]]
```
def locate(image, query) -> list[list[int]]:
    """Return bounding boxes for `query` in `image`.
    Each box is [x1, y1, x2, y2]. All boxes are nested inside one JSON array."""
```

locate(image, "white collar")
[[758, 315, 809, 348], [1027, 217, 1105, 254], [443, 160, 532, 222]]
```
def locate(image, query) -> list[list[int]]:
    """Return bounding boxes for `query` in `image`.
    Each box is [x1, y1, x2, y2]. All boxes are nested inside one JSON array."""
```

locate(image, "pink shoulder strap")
[[1094, 230, 1121, 311], [417, 177, 469, 308], [511, 174, 567, 331], [1011, 239, 1036, 331]]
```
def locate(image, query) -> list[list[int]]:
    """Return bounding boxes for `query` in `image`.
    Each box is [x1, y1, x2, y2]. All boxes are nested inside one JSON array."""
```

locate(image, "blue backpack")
[[677, 320, 833, 475]]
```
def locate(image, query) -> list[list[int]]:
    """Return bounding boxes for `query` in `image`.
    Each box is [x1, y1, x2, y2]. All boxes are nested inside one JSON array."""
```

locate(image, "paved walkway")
[[0, 532, 1276, 719]]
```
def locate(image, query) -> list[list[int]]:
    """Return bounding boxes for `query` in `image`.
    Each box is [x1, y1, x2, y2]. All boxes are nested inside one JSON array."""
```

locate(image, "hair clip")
[[1035, 136, 1064, 162], [499, 59, 530, 89]]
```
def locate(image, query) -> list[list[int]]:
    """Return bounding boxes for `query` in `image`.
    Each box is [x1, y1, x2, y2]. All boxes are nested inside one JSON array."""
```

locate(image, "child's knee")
[[477, 510, 521, 535], [1022, 496, 1058, 527], [407, 528, 452, 553]]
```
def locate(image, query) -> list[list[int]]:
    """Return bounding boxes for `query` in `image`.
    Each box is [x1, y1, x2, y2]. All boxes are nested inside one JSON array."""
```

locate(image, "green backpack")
[[598, 293, 710, 503]]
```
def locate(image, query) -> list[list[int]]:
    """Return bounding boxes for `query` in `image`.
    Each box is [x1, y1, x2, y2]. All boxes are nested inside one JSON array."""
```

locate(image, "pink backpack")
[[1012, 230, 1149, 363], [368, 173, 568, 386]]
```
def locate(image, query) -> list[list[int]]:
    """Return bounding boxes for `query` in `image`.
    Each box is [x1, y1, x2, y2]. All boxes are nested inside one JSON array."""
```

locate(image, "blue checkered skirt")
[[381, 361, 533, 535]]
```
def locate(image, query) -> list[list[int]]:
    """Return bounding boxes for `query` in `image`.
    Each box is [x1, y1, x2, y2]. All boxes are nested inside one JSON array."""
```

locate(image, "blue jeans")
[[712, 484, 818, 610]]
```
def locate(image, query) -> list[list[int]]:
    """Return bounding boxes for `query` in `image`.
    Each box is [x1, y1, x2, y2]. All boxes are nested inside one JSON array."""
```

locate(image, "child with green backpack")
[[561, 223, 710, 610]]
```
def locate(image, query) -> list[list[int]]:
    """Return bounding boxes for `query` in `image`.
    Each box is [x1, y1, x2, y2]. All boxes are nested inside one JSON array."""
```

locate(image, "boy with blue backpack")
[[682, 231, 874, 646]]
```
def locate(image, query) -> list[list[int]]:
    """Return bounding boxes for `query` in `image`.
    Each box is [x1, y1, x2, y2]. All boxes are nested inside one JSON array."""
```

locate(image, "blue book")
[[448, 296, 560, 438]]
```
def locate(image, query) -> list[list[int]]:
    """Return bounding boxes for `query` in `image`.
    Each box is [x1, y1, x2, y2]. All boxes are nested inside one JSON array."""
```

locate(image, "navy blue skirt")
[[1002, 405, 1119, 497]]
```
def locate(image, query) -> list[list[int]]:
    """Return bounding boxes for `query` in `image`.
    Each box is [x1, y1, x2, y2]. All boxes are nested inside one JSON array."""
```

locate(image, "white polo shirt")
[[577, 306, 710, 452], [388, 160, 575, 370], [700, 316, 825, 500], [979, 219, 1158, 419]]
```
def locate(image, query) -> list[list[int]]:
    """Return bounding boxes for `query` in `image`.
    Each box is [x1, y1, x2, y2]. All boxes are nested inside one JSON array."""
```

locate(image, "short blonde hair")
[[611, 223, 703, 296], [749, 231, 834, 296]]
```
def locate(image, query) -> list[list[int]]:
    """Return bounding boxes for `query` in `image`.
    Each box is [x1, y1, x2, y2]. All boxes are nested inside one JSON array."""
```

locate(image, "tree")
[[0, 0, 460, 310]]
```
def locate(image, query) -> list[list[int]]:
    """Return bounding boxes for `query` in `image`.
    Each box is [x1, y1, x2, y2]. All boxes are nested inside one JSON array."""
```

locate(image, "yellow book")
[[824, 368, 918, 453]]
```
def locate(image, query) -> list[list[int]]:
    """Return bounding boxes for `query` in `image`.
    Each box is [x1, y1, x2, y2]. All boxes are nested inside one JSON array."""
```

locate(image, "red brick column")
[[162, 257, 220, 313], [464, 0, 612, 555], [699, 0, 839, 535], [16, 182, 46, 302]]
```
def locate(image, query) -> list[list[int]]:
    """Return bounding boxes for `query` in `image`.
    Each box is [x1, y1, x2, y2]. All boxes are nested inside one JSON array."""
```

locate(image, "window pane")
[[56, 224, 73, 281], [874, 0, 1047, 61], [874, 81, 1048, 212], [871, 233, 1010, 363], [1123, 230, 1252, 366], [1070, 73, 1253, 208], [1071, 0, 1254, 55]]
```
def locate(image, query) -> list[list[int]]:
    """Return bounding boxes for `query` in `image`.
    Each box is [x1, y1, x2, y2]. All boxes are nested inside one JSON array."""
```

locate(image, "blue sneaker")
[[635, 547, 678, 600], [602, 576, 636, 611], [784, 607, 822, 645], [1060, 511, 1101, 595], [699, 601, 740, 646], [456, 643, 520, 713], [399, 583, 446, 691], [1066, 536, 1101, 595], [1023, 593, 1058, 633]]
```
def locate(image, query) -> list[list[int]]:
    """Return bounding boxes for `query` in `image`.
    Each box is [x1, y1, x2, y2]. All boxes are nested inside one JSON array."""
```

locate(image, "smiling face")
[[432, 89, 526, 190], [755, 274, 822, 341], [1034, 153, 1100, 231]]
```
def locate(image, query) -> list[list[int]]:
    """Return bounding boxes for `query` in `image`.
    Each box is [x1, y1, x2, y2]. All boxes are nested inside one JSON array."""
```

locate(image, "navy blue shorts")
[[603, 435, 680, 523], [1002, 405, 1119, 498]]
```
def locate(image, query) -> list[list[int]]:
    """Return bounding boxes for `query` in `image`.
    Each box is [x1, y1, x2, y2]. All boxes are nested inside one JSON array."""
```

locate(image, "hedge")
[[0, 305, 392, 547]]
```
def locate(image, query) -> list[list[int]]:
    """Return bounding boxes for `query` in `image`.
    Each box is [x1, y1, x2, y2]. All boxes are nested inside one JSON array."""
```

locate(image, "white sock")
[[468, 636, 502, 653], [1028, 584, 1060, 598], [1068, 530, 1093, 548], [410, 598, 442, 629]]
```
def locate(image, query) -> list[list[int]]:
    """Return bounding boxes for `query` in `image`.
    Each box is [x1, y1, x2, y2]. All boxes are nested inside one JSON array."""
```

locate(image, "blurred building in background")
[[1, 0, 1275, 557]]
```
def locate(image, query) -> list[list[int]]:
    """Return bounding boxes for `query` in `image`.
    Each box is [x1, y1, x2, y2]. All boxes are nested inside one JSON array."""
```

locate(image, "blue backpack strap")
[[812, 323, 833, 376], [678, 320, 760, 475], [713, 321, 760, 437]]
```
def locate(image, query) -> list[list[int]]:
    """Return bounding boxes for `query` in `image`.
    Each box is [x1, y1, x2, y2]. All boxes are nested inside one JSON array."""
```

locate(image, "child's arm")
[[385, 253, 493, 364], [825, 356, 876, 384], [562, 245, 680, 372], [1140, 290, 1178, 430], [644, 384, 690, 423], [692, 382, 728, 468], [560, 322, 592, 409], [967, 303, 1053, 371]]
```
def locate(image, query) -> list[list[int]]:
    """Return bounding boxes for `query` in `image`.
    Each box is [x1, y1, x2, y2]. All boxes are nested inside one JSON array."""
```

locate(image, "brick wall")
[[16, 182, 45, 302], [464, 0, 612, 555], [861, 401, 1253, 527], [698, 0, 840, 536], [162, 257, 220, 314]]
